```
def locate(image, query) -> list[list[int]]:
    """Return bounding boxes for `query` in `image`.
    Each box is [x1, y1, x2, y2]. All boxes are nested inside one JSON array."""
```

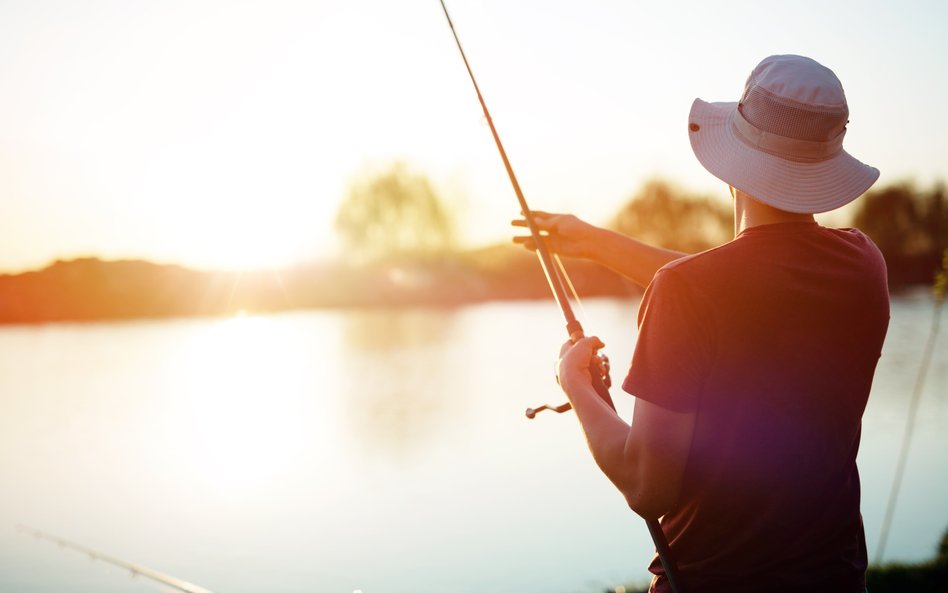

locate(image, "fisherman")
[[515, 55, 889, 593]]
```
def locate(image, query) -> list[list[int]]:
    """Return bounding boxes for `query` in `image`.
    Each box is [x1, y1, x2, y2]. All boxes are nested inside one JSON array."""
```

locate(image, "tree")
[[610, 179, 732, 253], [852, 182, 947, 287], [335, 163, 455, 262]]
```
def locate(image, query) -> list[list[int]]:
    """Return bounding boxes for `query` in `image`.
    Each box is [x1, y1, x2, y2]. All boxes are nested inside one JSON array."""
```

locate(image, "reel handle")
[[525, 351, 614, 419]]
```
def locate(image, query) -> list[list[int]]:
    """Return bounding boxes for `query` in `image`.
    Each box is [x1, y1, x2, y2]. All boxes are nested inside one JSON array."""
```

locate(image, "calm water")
[[0, 293, 945, 593]]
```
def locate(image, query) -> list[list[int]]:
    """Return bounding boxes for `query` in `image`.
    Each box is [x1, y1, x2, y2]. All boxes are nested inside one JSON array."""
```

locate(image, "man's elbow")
[[622, 483, 677, 520], [598, 452, 678, 519]]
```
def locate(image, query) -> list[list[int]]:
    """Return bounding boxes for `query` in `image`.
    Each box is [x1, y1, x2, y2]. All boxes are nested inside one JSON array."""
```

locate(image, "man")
[[516, 55, 889, 592]]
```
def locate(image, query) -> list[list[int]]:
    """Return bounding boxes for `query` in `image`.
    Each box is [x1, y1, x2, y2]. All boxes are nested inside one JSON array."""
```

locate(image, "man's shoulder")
[[641, 245, 740, 313], [655, 240, 743, 281], [826, 226, 886, 256], [661, 225, 885, 272]]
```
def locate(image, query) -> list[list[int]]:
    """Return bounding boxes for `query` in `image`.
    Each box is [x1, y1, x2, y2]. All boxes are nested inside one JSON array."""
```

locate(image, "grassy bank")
[[605, 528, 948, 593]]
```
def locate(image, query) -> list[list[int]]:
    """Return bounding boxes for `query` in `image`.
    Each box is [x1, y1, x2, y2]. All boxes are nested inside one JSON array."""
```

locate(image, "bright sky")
[[1, 0, 946, 272]]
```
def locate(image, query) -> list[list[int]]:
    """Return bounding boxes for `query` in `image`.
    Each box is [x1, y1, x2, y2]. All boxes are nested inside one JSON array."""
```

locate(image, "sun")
[[161, 198, 340, 272]]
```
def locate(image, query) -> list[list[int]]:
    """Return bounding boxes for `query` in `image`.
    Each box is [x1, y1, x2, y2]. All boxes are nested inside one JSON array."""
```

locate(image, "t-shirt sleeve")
[[622, 266, 714, 413]]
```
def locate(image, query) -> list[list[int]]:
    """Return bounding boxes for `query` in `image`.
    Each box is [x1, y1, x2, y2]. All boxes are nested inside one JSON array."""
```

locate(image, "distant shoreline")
[[0, 246, 639, 325], [1, 245, 939, 325]]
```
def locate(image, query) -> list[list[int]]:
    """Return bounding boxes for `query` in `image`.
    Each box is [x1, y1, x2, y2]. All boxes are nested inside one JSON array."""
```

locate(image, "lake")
[[0, 292, 945, 593]]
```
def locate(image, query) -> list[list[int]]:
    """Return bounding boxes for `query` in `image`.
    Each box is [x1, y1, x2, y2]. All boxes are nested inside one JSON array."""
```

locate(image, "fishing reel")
[[525, 347, 612, 419]]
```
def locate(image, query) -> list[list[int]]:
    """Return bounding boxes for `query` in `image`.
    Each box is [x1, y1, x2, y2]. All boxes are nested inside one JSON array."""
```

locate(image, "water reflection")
[[341, 308, 456, 351], [340, 309, 466, 461], [154, 314, 317, 502], [0, 297, 944, 593]]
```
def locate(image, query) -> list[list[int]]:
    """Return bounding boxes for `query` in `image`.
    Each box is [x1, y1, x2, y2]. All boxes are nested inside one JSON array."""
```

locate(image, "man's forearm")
[[567, 380, 692, 519], [559, 339, 695, 520], [562, 378, 646, 511], [588, 228, 686, 288]]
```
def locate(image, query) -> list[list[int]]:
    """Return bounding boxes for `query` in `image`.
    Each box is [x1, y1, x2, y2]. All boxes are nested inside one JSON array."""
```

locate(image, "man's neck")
[[734, 191, 815, 235]]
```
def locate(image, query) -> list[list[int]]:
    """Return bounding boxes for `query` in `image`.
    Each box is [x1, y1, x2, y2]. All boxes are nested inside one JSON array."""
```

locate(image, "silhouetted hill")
[[0, 258, 288, 322], [0, 247, 638, 324]]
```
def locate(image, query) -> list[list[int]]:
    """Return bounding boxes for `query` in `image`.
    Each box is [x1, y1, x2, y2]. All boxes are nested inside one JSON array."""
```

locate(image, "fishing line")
[[874, 256, 947, 564], [554, 253, 589, 322]]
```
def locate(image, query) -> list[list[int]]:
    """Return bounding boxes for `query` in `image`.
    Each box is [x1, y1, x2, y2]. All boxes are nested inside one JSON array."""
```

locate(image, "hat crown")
[[739, 55, 849, 143], [687, 54, 879, 214]]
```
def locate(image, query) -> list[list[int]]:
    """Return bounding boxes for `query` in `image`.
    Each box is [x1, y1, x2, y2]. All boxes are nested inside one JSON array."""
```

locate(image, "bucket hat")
[[688, 54, 879, 213]]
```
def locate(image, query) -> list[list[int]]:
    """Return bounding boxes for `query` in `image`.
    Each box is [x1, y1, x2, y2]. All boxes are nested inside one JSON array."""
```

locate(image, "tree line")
[[337, 162, 947, 290], [0, 165, 943, 323]]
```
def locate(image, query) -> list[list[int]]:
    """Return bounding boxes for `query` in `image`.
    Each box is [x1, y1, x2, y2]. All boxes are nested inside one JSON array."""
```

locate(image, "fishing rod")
[[436, 0, 611, 418], [437, 4, 685, 593], [17, 525, 217, 593]]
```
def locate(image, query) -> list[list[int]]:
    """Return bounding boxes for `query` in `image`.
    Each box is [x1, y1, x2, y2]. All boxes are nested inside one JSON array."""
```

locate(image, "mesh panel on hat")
[[740, 85, 848, 142]]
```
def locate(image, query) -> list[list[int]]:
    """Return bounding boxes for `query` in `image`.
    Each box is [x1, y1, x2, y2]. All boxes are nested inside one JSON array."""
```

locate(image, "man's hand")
[[513, 211, 686, 288], [557, 336, 606, 397], [511, 211, 599, 260]]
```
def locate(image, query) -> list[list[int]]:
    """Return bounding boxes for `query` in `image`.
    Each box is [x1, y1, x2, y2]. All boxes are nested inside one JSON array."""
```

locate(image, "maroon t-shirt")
[[623, 222, 889, 593]]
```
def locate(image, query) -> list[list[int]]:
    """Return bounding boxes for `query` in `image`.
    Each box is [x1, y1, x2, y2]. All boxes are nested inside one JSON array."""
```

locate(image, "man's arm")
[[512, 212, 686, 288], [558, 337, 696, 519]]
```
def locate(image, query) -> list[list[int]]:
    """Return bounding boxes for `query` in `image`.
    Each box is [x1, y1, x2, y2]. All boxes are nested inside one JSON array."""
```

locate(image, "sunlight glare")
[[167, 314, 315, 499]]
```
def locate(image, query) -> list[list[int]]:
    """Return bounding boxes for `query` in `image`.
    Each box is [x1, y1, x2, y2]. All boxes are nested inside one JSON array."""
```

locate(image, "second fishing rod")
[[437, 3, 685, 593]]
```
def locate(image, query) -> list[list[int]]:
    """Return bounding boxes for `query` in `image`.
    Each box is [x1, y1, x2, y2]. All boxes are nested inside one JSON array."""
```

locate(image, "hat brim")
[[688, 99, 879, 213]]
